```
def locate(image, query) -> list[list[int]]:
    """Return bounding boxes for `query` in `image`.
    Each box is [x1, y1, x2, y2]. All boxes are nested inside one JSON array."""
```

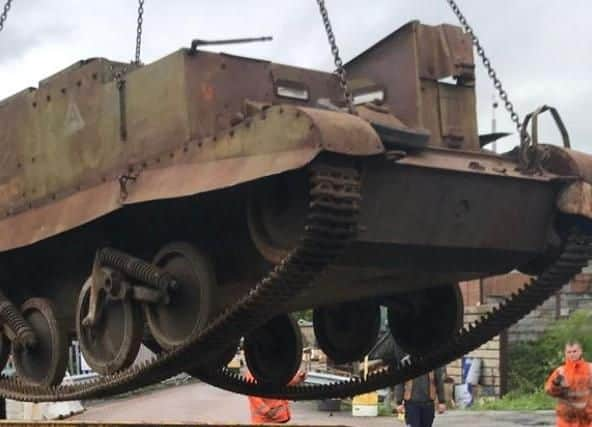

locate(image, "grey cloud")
[[0, 31, 42, 61], [0, 0, 590, 152]]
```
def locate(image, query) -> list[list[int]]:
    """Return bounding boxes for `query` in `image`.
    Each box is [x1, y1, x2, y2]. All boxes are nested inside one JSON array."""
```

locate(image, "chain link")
[[315, 0, 355, 114], [0, 0, 13, 34], [134, 0, 144, 64], [445, 0, 531, 148]]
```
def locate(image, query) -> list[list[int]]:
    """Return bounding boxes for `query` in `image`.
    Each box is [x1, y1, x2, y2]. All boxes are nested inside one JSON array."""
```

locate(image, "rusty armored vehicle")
[[0, 11, 591, 401]]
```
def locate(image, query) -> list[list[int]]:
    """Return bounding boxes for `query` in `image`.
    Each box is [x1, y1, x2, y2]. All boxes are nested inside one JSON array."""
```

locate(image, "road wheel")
[[12, 298, 68, 386], [77, 278, 143, 375], [313, 300, 380, 364], [244, 314, 302, 386]]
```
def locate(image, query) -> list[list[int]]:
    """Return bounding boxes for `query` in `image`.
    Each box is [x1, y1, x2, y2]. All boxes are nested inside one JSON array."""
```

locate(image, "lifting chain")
[[0, 0, 13, 33], [315, 0, 356, 115], [445, 0, 534, 167], [134, 0, 144, 64]]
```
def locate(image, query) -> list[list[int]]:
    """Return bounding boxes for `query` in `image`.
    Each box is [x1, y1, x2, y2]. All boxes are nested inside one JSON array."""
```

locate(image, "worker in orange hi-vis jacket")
[[545, 341, 592, 427], [245, 370, 306, 424]]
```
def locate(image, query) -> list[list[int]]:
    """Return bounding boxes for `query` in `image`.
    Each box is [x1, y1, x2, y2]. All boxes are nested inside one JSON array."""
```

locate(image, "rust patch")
[[200, 82, 215, 102], [557, 181, 592, 220]]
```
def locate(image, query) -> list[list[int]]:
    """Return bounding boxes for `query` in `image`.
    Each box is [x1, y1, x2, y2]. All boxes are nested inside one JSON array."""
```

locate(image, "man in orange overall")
[[545, 341, 592, 427], [246, 370, 306, 424]]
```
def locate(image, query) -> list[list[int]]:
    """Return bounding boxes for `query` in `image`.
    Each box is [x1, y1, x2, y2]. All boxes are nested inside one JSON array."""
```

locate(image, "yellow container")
[[352, 392, 378, 417], [352, 392, 379, 406]]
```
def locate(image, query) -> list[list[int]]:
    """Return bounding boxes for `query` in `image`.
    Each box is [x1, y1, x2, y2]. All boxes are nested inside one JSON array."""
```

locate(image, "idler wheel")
[[76, 278, 143, 374], [387, 283, 463, 356], [145, 242, 215, 350], [313, 301, 380, 364], [244, 314, 302, 386], [12, 298, 67, 386]]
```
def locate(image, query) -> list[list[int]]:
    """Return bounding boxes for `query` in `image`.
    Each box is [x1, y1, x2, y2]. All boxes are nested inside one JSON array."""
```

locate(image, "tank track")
[[197, 232, 592, 400], [0, 158, 590, 402], [0, 159, 363, 401]]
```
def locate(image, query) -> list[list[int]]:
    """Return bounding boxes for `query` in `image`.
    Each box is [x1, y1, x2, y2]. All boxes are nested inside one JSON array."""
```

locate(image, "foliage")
[[469, 310, 592, 411], [294, 309, 313, 322], [472, 389, 554, 410], [508, 309, 592, 394], [378, 402, 394, 417]]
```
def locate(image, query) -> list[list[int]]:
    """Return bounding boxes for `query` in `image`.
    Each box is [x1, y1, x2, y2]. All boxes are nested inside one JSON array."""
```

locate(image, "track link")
[[196, 233, 592, 400], [0, 160, 362, 401], [1, 158, 591, 402]]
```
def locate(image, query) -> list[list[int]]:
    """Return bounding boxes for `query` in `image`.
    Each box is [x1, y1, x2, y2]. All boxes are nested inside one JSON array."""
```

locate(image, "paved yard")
[[70, 381, 556, 426]]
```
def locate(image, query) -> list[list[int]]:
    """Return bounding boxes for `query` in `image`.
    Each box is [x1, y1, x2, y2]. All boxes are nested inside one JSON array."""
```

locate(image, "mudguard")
[[0, 105, 383, 251]]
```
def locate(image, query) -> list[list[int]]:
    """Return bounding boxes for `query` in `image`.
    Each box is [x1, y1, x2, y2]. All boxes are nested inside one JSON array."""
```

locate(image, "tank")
[[0, 21, 591, 401]]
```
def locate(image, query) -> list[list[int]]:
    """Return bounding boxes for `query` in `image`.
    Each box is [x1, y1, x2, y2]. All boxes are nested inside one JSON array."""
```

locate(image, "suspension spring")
[[0, 291, 35, 347], [98, 248, 177, 291]]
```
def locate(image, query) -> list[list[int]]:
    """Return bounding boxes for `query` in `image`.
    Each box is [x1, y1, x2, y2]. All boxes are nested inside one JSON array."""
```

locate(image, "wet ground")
[[71, 381, 556, 426]]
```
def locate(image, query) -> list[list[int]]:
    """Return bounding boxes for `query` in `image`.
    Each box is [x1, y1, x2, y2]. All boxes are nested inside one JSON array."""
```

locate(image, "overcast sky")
[[0, 0, 590, 153]]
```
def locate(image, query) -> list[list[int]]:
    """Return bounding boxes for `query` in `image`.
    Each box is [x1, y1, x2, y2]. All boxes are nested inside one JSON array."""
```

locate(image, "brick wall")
[[459, 272, 531, 306], [505, 273, 592, 343], [506, 294, 558, 343]]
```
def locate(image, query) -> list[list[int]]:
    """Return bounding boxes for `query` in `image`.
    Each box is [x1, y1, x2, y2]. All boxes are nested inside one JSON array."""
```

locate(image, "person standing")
[[545, 341, 592, 427], [395, 367, 447, 427], [246, 370, 306, 424]]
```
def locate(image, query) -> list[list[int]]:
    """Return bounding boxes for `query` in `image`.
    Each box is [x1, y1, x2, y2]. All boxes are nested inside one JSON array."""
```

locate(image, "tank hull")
[[0, 18, 591, 396]]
